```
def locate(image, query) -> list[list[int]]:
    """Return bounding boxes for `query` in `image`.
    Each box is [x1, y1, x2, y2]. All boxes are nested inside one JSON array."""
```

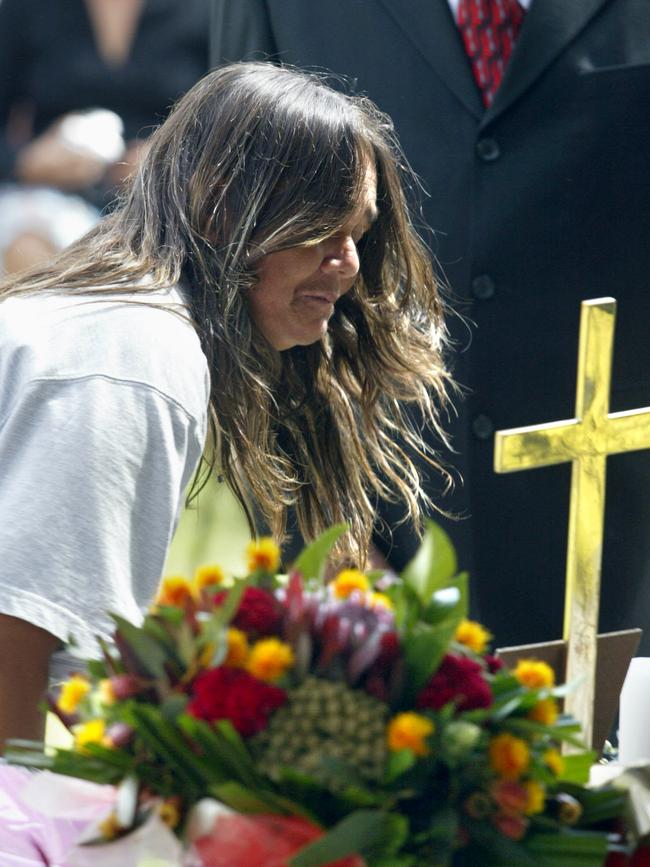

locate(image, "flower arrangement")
[[9, 523, 626, 866]]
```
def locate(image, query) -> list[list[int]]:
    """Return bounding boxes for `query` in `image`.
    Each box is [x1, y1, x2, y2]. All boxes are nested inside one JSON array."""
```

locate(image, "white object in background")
[[619, 657, 650, 764], [58, 109, 126, 164]]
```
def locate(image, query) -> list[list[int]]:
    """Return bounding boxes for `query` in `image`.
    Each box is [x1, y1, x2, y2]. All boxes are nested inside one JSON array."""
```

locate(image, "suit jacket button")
[[472, 274, 496, 299], [472, 414, 494, 440], [476, 137, 501, 161]]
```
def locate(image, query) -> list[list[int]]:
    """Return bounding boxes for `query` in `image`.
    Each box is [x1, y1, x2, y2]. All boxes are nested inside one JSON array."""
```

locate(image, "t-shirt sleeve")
[[0, 373, 207, 658]]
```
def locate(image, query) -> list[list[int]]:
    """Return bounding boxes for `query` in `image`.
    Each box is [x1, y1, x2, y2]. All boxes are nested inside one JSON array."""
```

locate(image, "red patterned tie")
[[457, 0, 524, 106]]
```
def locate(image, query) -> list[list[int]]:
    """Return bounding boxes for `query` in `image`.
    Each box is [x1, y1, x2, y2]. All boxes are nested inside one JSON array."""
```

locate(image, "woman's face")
[[249, 166, 378, 351]]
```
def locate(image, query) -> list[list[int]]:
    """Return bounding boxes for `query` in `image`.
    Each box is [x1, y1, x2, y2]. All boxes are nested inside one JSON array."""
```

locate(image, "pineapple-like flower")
[[251, 676, 388, 790]]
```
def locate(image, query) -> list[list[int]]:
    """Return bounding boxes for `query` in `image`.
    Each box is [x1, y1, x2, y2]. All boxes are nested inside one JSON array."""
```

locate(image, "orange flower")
[[331, 569, 370, 599], [489, 732, 530, 780], [246, 538, 281, 573], [455, 619, 492, 654], [527, 697, 558, 726], [387, 712, 434, 757], [247, 638, 294, 682], [224, 628, 250, 668], [543, 747, 565, 777], [58, 673, 90, 714], [155, 575, 193, 608], [524, 780, 546, 815], [193, 564, 225, 594], [513, 659, 555, 689]]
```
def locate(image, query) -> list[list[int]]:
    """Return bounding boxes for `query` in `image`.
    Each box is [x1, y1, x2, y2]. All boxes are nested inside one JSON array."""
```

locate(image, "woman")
[[0, 62, 452, 747]]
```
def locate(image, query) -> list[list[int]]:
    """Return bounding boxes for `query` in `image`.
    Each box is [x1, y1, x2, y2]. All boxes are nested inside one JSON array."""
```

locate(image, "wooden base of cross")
[[494, 298, 650, 746], [497, 629, 641, 751]]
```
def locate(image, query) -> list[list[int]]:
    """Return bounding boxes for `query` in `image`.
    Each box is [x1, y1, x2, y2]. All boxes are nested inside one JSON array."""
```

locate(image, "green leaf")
[[403, 618, 461, 698], [110, 614, 169, 680], [208, 780, 284, 813], [177, 716, 262, 789], [159, 694, 189, 721], [422, 572, 468, 625], [385, 748, 417, 782], [557, 752, 597, 785], [122, 705, 206, 793], [86, 658, 107, 679], [292, 524, 348, 584], [524, 829, 610, 866], [289, 810, 386, 867], [401, 521, 458, 606]]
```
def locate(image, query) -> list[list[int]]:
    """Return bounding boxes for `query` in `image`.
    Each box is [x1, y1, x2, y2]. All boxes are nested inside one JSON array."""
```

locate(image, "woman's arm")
[[0, 615, 59, 751]]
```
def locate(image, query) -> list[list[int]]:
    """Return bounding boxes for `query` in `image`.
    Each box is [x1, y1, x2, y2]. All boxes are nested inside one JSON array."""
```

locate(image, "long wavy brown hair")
[[0, 62, 454, 565]]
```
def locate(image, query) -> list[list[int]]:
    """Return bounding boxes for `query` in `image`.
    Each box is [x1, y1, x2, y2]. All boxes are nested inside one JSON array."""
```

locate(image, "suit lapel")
[[376, 0, 483, 118], [484, 0, 613, 124]]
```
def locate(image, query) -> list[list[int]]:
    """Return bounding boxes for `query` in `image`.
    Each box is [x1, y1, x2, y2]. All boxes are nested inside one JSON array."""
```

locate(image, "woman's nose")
[[320, 235, 360, 279]]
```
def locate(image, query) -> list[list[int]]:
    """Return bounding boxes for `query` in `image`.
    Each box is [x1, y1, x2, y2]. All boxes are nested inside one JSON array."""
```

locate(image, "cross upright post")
[[494, 298, 650, 746]]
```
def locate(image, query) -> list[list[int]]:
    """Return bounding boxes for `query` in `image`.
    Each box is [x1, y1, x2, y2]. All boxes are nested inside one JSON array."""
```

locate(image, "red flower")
[[417, 654, 493, 713], [214, 587, 282, 636], [187, 666, 286, 736], [377, 631, 401, 666], [631, 846, 650, 866], [484, 654, 504, 673]]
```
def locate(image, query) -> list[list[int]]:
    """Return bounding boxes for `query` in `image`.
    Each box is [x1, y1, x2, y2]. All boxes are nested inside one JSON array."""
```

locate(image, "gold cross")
[[494, 298, 650, 746]]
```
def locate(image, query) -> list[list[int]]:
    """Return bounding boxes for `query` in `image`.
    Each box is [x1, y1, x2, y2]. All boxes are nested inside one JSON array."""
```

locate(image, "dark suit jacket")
[[211, 0, 650, 651]]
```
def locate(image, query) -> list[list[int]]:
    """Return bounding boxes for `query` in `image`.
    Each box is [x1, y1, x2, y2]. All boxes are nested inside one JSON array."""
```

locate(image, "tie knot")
[[457, 0, 525, 106]]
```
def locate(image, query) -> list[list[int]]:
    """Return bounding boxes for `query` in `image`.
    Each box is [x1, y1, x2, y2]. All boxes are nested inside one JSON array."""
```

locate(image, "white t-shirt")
[[0, 285, 210, 673]]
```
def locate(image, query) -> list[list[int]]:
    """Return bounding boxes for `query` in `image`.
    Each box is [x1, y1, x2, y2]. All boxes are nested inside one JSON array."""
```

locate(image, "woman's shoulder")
[[0, 285, 210, 420]]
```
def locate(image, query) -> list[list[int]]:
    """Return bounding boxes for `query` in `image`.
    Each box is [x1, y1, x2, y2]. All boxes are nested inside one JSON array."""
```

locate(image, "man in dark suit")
[[210, 0, 650, 652]]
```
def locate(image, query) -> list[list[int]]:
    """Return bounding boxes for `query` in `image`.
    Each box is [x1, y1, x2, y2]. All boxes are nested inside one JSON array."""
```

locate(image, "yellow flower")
[[387, 712, 434, 757], [98, 678, 117, 705], [331, 568, 370, 599], [366, 591, 394, 610], [224, 628, 250, 668], [247, 638, 294, 682], [193, 564, 225, 595], [58, 674, 90, 714], [74, 719, 106, 753], [455, 619, 492, 654], [527, 697, 558, 726], [98, 811, 122, 840], [246, 537, 281, 573], [514, 659, 555, 690], [543, 747, 565, 777], [155, 575, 193, 608], [524, 780, 546, 815], [158, 797, 182, 829], [489, 732, 530, 780]]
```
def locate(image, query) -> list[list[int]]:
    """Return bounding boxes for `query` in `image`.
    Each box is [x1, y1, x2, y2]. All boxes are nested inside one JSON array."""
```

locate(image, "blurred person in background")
[[0, 0, 209, 274], [210, 0, 650, 654], [0, 62, 452, 749]]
